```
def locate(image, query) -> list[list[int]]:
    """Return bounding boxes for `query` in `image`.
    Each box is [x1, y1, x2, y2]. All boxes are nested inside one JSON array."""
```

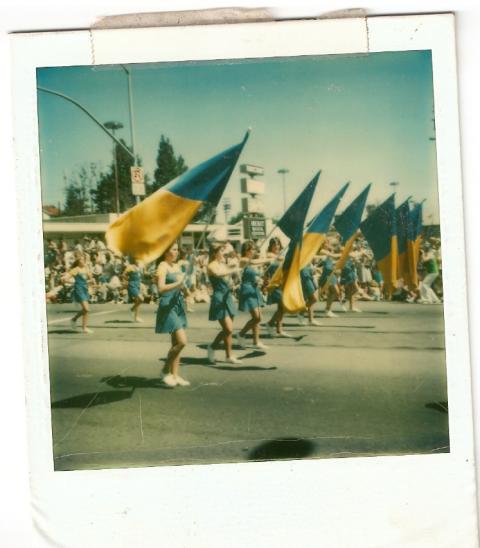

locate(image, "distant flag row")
[[105, 127, 424, 314]]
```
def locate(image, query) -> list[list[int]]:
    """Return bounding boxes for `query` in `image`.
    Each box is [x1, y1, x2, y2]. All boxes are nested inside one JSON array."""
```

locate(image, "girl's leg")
[[164, 329, 187, 376], [219, 316, 234, 358], [275, 305, 284, 334], [170, 329, 187, 378], [131, 296, 143, 321], [81, 301, 89, 331], [251, 309, 261, 345], [211, 329, 226, 350], [239, 309, 257, 338], [307, 293, 318, 323]]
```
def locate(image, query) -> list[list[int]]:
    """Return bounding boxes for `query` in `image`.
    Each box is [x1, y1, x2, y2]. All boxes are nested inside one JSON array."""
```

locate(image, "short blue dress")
[[127, 268, 142, 299], [208, 275, 236, 321], [155, 271, 187, 334], [319, 257, 337, 288], [341, 258, 357, 286], [266, 262, 282, 305], [301, 264, 317, 299], [239, 265, 265, 311], [72, 271, 90, 303]]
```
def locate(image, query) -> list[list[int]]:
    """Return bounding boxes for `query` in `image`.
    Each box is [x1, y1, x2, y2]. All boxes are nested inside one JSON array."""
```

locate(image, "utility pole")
[[104, 121, 124, 215]]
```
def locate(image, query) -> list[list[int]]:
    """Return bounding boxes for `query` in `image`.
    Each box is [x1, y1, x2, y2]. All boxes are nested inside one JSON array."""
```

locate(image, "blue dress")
[[319, 257, 337, 287], [72, 271, 89, 303], [341, 258, 357, 286], [208, 274, 236, 321], [155, 271, 187, 334], [266, 262, 282, 305], [301, 264, 317, 299], [127, 268, 142, 299], [239, 265, 265, 311]]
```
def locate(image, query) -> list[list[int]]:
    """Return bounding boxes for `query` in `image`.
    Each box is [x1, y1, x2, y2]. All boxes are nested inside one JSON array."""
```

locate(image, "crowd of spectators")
[[43, 233, 443, 306]]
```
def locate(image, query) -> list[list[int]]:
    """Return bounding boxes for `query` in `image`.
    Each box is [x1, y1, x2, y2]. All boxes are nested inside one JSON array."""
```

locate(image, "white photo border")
[[11, 14, 478, 547]]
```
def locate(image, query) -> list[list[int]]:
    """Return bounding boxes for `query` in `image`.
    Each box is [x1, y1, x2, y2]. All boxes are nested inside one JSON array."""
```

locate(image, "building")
[[42, 213, 272, 251]]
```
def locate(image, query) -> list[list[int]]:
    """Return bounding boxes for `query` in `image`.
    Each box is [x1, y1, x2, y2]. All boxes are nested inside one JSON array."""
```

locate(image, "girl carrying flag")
[[155, 242, 190, 387], [300, 261, 321, 325], [264, 237, 292, 338], [236, 240, 272, 350], [124, 259, 144, 322], [66, 253, 94, 334], [206, 243, 242, 365]]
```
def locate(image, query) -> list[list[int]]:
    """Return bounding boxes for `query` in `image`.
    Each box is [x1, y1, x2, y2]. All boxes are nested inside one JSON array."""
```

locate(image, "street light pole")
[[104, 121, 124, 215], [277, 168, 289, 213], [389, 181, 399, 194], [121, 65, 142, 205]]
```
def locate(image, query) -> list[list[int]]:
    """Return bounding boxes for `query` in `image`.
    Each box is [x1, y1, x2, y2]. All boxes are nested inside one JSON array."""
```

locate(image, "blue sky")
[[37, 50, 439, 223]]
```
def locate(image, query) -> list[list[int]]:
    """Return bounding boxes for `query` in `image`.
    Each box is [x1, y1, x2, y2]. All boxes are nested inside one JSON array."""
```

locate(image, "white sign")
[[130, 166, 145, 184], [240, 177, 265, 195], [240, 164, 264, 176], [241, 196, 265, 214], [130, 167, 145, 196], [131, 183, 145, 196]]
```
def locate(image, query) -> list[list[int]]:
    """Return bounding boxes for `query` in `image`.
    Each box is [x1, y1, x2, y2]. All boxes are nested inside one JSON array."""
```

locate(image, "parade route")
[[47, 301, 449, 471]]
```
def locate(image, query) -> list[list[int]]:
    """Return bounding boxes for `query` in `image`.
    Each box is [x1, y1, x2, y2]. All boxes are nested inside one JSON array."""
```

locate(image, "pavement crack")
[[139, 393, 145, 445]]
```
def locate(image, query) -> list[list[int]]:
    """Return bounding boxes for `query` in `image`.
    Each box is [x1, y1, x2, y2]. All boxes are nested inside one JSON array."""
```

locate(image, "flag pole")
[[319, 232, 356, 293], [194, 209, 217, 252]]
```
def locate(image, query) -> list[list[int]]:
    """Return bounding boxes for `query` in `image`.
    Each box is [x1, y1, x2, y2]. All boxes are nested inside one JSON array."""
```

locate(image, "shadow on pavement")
[[213, 364, 277, 371], [425, 401, 448, 413], [48, 329, 81, 335], [247, 437, 315, 461], [52, 388, 135, 408], [104, 320, 135, 324], [101, 375, 172, 390]]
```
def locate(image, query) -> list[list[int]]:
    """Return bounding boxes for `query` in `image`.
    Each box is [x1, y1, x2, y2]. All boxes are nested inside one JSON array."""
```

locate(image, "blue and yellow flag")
[[300, 183, 349, 269], [279, 174, 319, 313], [106, 131, 249, 263], [407, 201, 424, 288], [277, 171, 320, 240], [360, 193, 398, 293], [396, 198, 412, 285], [329, 184, 371, 276], [268, 172, 320, 293]]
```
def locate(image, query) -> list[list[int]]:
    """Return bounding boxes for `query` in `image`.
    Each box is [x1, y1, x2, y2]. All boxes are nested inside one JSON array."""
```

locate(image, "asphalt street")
[[46, 300, 449, 471]]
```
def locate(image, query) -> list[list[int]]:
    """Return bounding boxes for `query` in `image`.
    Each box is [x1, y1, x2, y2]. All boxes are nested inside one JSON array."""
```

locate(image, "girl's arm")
[[208, 261, 241, 277], [157, 263, 185, 293]]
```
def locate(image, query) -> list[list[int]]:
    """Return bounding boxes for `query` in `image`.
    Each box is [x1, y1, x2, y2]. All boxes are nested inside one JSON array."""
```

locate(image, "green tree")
[[92, 140, 140, 213], [150, 135, 188, 193], [228, 212, 244, 225], [63, 167, 92, 216]]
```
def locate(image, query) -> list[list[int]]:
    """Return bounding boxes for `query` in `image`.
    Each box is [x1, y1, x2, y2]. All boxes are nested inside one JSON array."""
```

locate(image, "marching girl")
[[206, 243, 242, 365], [318, 244, 343, 318], [66, 254, 94, 334], [236, 240, 272, 350], [341, 254, 361, 312], [178, 248, 196, 312], [155, 242, 190, 387], [299, 260, 321, 326], [264, 237, 292, 338], [124, 259, 144, 322]]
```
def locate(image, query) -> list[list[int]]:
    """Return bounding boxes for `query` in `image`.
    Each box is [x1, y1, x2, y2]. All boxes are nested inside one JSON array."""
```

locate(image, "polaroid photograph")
[[11, 13, 478, 548]]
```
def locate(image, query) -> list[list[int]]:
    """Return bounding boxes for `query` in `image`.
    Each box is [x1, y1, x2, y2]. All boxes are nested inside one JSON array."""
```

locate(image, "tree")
[[150, 135, 188, 193], [228, 212, 244, 225], [92, 140, 139, 213], [63, 166, 94, 216]]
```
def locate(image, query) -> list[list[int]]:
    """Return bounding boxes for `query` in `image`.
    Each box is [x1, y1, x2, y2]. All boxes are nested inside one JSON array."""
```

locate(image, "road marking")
[[48, 309, 119, 325]]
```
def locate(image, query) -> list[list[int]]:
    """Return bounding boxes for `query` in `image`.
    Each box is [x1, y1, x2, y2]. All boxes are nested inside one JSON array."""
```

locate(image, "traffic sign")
[[130, 166, 145, 196]]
